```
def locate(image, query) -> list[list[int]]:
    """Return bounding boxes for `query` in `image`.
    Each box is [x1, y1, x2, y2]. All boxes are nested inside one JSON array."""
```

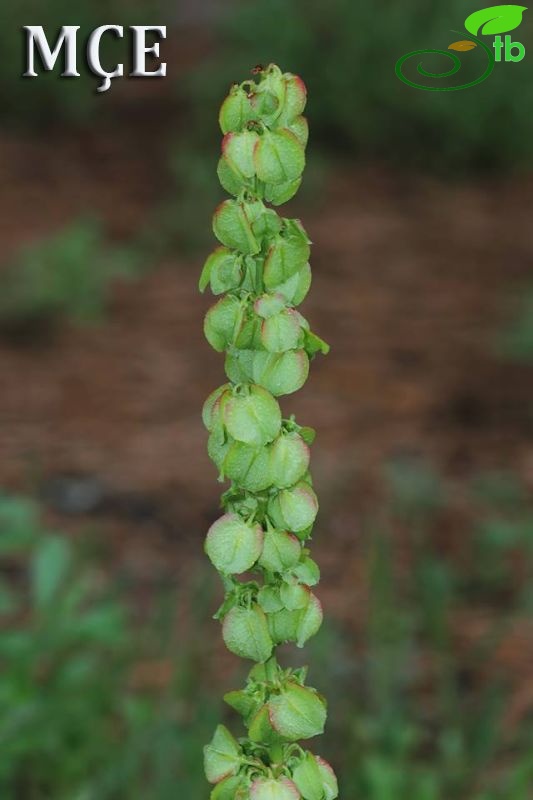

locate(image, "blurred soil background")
[[0, 2, 533, 798]]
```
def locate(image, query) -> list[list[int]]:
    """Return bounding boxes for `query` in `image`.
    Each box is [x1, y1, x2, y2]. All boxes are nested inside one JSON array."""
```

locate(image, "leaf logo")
[[464, 4, 527, 36], [449, 40, 478, 50]]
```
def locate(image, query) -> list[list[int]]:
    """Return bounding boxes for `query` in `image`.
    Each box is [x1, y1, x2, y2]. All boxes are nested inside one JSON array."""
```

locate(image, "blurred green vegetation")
[[1, 461, 532, 799], [0, 495, 218, 799], [0, 219, 140, 333]]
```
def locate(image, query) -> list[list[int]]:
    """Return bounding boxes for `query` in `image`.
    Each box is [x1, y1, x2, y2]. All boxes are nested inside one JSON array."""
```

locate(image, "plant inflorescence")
[[200, 64, 338, 800]]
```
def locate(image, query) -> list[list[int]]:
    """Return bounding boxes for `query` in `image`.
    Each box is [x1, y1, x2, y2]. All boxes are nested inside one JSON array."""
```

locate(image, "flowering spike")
[[201, 64, 337, 798]]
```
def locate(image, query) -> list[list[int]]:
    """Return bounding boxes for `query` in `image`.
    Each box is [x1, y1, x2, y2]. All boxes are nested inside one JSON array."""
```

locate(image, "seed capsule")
[[223, 441, 271, 492], [202, 384, 231, 432], [248, 704, 279, 744], [292, 753, 323, 800], [222, 130, 260, 180], [261, 309, 303, 353], [217, 156, 247, 197], [213, 200, 260, 255], [223, 385, 282, 447], [211, 774, 245, 800], [264, 177, 303, 206], [267, 481, 318, 534], [204, 295, 243, 352], [264, 222, 311, 288], [296, 592, 323, 647], [267, 607, 301, 644], [205, 513, 264, 575], [219, 86, 254, 134], [259, 529, 301, 573], [280, 581, 310, 611], [250, 777, 301, 800], [271, 263, 312, 306], [268, 683, 326, 741], [222, 605, 274, 662], [204, 725, 241, 784], [287, 116, 309, 148], [269, 432, 310, 488], [279, 74, 307, 124], [252, 350, 310, 397], [200, 247, 242, 296], [315, 757, 339, 800], [254, 129, 305, 185]]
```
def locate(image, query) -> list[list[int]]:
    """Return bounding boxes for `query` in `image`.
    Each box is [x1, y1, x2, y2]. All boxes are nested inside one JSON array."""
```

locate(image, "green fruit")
[[261, 309, 302, 353], [248, 704, 280, 744], [222, 605, 273, 662], [219, 86, 254, 134], [224, 442, 272, 492], [207, 429, 231, 472], [280, 581, 310, 611], [264, 177, 302, 206], [213, 200, 260, 254], [267, 607, 300, 644], [200, 247, 243, 295], [292, 557, 320, 586], [296, 592, 323, 647], [288, 117, 309, 148], [205, 513, 263, 575], [224, 348, 255, 384], [211, 775, 245, 800], [224, 385, 282, 447], [269, 432, 310, 488], [254, 130, 305, 185], [250, 777, 301, 800], [316, 757, 338, 800], [223, 130, 260, 179], [268, 683, 326, 741], [254, 293, 286, 320], [272, 264, 312, 307], [204, 725, 241, 784], [279, 482, 319, 531], [252, 350, 310, 397], [279, 74, 307, 124], [202, 384, 231, 432], [259, 529, 301, 573], [264, 222, 311, 288], [257, 585, 284, 613], [224, 688, 258, 721], [217, 156, 247, 197], [292, 753, 323, 800], [204, 295, 243, 352]]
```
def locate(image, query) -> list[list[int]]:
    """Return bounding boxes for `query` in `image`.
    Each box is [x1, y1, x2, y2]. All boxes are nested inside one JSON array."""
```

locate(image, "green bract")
[[201, 63, 335, 797]]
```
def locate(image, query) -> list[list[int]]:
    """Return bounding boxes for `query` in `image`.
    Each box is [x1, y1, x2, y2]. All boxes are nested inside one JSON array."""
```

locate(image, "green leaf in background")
[[0, 495, 39, 553], [464, 5, 527, 36], [31, 535, 73, 610]]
